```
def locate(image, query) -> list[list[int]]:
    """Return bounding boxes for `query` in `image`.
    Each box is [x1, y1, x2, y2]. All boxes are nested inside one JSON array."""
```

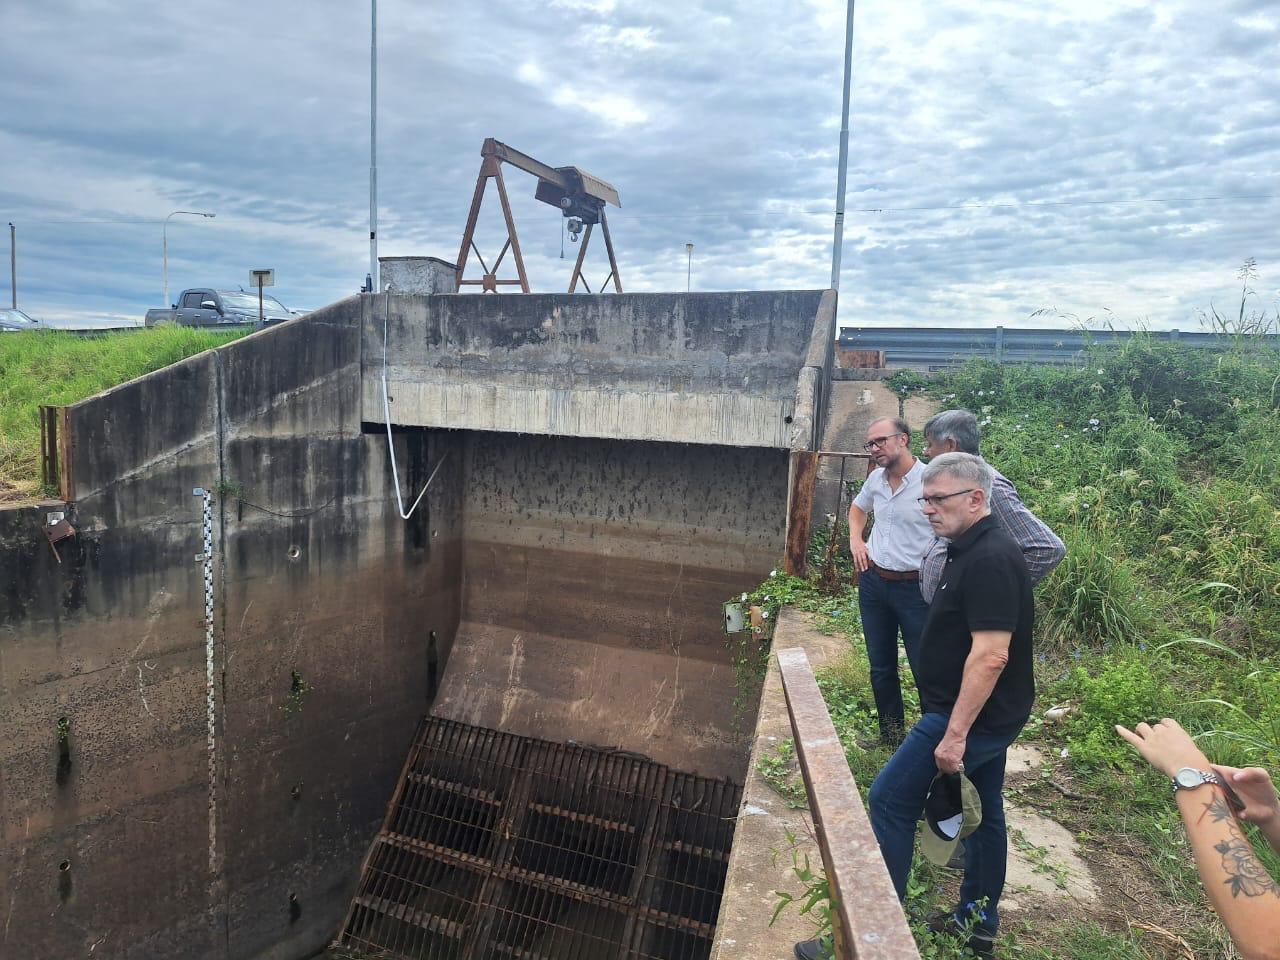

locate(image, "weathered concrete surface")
[[813, 380, 937, 527], [362, 290, 833, 449], [432, 433, 790, 781], [379, 255, 458, 294], [711, 608, 852, 960], [1, 300, 463, 960]]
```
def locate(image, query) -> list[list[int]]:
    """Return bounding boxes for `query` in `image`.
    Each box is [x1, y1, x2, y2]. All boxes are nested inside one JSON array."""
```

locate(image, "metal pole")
[[830, 0, 856, 291], [369, 0, 379, 293], [685, 242, 694, 292], [8, 222, 15, 309], [163, 210, 216, 307]]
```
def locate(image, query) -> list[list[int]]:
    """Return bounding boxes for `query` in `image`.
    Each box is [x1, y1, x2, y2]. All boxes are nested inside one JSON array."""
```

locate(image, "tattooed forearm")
[[1203, 795, 1280, 899]]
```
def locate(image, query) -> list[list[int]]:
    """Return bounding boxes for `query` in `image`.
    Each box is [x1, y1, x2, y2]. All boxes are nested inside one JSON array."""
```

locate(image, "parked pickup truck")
[[145, 288, 299, 328]]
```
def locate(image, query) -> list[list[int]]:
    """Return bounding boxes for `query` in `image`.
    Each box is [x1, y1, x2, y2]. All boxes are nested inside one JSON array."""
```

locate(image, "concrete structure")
[[379, 256, 459, 295], [1, 288, 834, 959]]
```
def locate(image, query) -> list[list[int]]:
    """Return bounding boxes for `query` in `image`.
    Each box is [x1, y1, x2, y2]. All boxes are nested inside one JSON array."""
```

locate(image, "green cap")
[[918, 772, 983, 866]]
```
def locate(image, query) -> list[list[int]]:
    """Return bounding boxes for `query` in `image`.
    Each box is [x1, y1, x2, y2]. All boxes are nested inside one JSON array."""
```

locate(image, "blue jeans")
[[868, 712, 1019, 935], [857, 568, 928, 737]]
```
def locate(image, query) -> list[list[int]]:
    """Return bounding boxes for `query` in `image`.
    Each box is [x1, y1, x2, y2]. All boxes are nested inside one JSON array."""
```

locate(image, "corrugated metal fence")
[[837, 326, 1279, 368]]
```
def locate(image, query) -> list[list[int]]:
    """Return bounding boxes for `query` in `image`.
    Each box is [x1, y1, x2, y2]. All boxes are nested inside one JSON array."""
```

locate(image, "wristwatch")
[[1171, 767, 1222, 794]]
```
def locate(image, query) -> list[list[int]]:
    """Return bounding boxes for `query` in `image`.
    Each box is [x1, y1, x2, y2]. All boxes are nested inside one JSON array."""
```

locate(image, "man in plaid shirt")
[[919, 410, 1065, 603]]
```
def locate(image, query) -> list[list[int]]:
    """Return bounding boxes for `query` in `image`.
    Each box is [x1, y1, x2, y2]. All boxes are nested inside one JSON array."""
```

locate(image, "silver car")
[[0, 308, 40, 331]]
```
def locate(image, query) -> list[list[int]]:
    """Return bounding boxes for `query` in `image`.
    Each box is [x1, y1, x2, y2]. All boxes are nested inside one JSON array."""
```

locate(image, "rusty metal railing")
[[776, 647, 920, 960], [785, 450, 872, 579]]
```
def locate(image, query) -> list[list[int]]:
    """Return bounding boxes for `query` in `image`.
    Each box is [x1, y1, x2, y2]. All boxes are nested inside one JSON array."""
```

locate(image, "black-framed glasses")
[[916, 489, 976, 508], [862, 433, 904, 452]]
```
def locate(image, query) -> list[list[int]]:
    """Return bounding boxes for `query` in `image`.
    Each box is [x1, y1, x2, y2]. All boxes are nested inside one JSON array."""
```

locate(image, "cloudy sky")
[[2, 0, 1278, 329]]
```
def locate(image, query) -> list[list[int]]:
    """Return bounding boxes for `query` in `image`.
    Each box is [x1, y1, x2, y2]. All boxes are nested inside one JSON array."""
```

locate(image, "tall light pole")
[[830, 0, 856, 290], [8, 222, 15, 309], [685, 242, 694, 292], [369, 0, 379, 293], [163, 210, 215, 307]]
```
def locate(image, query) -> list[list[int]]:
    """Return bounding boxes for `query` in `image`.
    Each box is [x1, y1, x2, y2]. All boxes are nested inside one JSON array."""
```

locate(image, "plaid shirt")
[[920, 467, 1065, 603]]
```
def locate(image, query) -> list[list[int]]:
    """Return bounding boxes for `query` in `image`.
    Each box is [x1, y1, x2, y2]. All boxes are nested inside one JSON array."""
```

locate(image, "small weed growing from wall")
[[213, 477, 244, 500], [282, 670, 312, 717], [56, 716, 72, 785]]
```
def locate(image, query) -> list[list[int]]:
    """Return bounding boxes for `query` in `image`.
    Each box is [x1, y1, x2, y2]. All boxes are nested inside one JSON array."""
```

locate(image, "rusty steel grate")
[[336, 717, 742, 960]]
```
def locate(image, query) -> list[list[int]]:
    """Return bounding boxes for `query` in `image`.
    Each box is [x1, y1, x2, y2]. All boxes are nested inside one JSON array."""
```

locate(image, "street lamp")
[[685, 242, 694, 292], [163, 210, 215, 307]]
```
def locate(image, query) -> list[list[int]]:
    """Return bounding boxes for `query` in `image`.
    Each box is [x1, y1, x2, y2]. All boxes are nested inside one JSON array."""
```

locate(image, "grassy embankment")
[[0, 328, 245, 500], [747, 333, 1280, 958]]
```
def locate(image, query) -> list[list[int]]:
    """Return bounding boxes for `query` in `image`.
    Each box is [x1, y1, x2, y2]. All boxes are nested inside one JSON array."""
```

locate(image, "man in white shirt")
[[849, 417, 935, 744]]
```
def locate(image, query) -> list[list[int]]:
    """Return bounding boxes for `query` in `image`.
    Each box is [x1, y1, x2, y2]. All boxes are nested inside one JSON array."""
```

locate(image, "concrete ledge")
[[711, 607, 852, 959]]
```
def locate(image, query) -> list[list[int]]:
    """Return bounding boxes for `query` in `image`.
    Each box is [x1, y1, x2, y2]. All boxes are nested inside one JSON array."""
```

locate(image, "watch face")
[[1175, 768, 1203, 788]]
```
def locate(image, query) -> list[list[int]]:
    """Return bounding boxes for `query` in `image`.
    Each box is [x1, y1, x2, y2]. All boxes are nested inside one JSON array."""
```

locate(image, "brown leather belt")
[[868, 562, 919, 582]]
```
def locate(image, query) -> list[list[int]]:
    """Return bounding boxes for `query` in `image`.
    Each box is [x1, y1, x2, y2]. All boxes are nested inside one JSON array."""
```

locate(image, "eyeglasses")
[[862, 433, 904, 452], [916, 489, 976, 508]]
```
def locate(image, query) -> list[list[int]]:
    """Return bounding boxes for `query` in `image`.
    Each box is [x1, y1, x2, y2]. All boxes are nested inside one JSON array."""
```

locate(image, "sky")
[[2, 0, 1278, 330]]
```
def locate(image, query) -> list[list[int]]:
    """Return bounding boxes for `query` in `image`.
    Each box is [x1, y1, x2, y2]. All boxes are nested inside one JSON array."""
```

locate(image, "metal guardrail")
[[777, 647, 920, 959], [837, 325, 1280, 368]]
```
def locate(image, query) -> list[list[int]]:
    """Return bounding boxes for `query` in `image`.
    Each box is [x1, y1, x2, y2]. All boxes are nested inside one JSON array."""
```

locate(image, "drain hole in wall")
[[287, 546, 301, 560], [291, 783, 303, 801], [783, 414, 794, 424], [431, 530, 438, 539], [289, 893, 301, 923], [58, 859, 71, 872]]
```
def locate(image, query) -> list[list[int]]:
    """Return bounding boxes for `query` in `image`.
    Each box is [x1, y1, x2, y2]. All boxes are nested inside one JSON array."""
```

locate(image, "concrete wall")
[[432, 432, 789, 781], [1, 299, 463, 960], [1, 288, 832, 958], [363, 290, 829, 448]]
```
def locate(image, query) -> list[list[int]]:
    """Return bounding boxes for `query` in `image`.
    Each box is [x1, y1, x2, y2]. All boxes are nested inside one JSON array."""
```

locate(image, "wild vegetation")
[[0, 327, 244, 500], [760, 329, 1280, 958]]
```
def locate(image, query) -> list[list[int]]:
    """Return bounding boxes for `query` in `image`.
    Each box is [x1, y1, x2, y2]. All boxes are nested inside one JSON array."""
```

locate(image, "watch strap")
[[1171, 767, 1221, 793]]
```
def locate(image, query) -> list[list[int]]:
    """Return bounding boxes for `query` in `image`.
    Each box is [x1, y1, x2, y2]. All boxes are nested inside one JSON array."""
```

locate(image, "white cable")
[[381, 291, 445, 519]]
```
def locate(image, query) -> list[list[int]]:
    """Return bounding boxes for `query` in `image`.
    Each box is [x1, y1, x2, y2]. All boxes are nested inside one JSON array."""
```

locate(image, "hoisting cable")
[[380, 291, 446, 519]]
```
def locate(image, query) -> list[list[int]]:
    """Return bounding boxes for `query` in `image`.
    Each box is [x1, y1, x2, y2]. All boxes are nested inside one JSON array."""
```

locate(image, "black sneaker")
[[793, 936, 835, 960], [925, 911, 996, 956]]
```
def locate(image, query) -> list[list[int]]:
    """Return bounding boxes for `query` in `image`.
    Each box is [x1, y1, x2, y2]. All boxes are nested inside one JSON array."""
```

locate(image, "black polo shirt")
[[916, 514, 1035, 736]]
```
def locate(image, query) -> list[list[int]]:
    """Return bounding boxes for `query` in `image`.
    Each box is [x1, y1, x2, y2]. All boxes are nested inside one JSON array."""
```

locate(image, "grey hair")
[[921, 452, 993, 504], [924, 409, 981, 455]]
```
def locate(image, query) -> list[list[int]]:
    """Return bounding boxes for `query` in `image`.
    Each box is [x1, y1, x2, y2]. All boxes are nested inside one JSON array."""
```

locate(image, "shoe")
[[925, 911, 996, 956], [793, 936, 835, 960]]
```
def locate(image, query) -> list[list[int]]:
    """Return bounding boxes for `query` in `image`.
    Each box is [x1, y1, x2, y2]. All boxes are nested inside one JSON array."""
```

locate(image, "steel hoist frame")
[[455, 138, 623, 294]]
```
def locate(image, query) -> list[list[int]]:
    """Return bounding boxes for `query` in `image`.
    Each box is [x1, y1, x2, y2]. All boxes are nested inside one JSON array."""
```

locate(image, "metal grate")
[[336, 717, 742, 960]]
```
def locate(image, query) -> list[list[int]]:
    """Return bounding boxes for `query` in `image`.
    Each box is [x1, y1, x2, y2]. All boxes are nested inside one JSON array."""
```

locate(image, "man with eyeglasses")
[[847, 416, 934, 745], [866, 451, 1035, 958], [920, 409, 1064, 603]]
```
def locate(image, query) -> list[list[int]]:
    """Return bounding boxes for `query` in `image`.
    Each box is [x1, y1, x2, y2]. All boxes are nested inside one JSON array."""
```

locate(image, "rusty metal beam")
[[776, 648, 920, 960], [784, 450, 818, 577], [483, 138, 572, 192]]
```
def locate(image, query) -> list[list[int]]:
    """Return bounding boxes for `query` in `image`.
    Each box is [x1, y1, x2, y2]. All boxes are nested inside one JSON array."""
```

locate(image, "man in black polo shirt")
[[868, 452, 1034, 956]]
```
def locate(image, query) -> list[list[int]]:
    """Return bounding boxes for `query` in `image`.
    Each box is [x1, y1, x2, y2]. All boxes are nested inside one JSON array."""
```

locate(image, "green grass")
[[0, 327, 244, 499]]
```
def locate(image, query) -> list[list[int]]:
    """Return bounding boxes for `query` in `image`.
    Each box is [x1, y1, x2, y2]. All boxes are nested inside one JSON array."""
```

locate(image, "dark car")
[[145, 288, 297, 327]]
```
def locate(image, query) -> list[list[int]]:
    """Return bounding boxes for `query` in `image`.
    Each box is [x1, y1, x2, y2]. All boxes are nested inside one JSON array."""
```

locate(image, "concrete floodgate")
[[0, 290, 835, 960]]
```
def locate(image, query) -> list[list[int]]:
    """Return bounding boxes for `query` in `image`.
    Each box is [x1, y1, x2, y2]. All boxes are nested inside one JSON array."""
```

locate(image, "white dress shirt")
[[852, 458, 934, 572]]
